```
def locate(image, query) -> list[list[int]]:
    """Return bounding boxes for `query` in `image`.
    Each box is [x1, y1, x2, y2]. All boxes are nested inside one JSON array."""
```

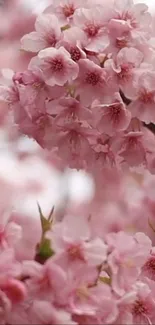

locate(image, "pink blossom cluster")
[[2, 0, 155, 324], [1, 0, 155, 173]]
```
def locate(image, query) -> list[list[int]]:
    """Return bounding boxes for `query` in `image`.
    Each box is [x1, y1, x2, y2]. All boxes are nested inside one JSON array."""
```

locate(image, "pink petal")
[[117, 47, 143, 68], [35, 14, 60, 37], [21, 32, 47, 53], [63, 215, 90, 241]]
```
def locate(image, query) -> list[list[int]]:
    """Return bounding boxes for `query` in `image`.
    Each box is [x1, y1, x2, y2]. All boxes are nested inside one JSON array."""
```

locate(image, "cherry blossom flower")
[[48, 214, 107, 269], [45, 0, 85, 25], [112, 0, 151, 32], [94, 92, 131, 135], [30, 46, 79, 87], [131, 281, 155, 324], [75, 59, 110, 106], [112, 131, 147, 167], [46, 97, 92, 124], [108, 47, 143, 97], [107, 231, 151, 296], [23, 259, 67, 302], [60, 26, 87, 62], [21, 14, 62, 53], [70, 280, 118, 322], [73, 7, 110, 52], [142, 248, 155, 281], [52, 121, 96, 168], [128, 71, 155, 123], [0, 81, 20, 112]]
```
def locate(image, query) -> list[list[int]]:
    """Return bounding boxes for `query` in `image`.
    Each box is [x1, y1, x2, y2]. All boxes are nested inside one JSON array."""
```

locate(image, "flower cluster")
[[1, 0, 155, 324], [1, 0, 155, 174]]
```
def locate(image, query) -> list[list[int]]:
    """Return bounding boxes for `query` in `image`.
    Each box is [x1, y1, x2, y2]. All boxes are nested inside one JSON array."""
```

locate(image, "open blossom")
[[60, 265, 99, 314], [75, 59, 112, 106], [94, 92, 131, 135], [45, 0, 86, 25], [60, 27, 87, 62], [112, 131, 147, 167], [128, 71, 155, 123], [131, 281, 155, 325], [107, 231, 151, 296], [142, 248, 155, 281], [21, 14, 62, 53], [110, 0, 151, 32], [46, 97, 92, 124], [116, 281, 155, 325], [22, 259, 67, 302], [73, 7, 109, 52], [70, 280, 118, 322], [108, 47, 143, 97], [30, 46, 79, 87], [107, 1, 151, 56], [12, 70, 48, 120], [0, 77, 20, 111], [50, 121, 96, 167], [48, 214, 107, 269]]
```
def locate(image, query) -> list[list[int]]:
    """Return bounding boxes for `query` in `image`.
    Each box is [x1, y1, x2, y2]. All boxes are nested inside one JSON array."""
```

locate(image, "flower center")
[[84, 23, 100, 37], [49, 58, 64, 72], [70, 46, 81, 62], [85, 72, 100, 86], [110, 104, 121, 122], [143, 257, 155, 273], [139, 90, 154, 104], [67, 244, 84, 261], [63, 4, 75, 17], [118, 64, 133, 81], [46, 33, 56, 47], [127, 136, 138, 148], [132, 299, 148, 316]]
